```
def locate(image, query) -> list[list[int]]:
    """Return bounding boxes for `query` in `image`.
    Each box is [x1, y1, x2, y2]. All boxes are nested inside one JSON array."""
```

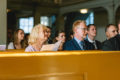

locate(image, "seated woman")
[[53, 30, 66, 51], [7, 29, 25, 49], [25, 24, 48, 52]]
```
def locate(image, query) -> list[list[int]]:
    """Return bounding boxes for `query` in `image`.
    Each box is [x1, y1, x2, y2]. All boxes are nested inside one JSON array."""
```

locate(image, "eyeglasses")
[[77, 27, 88, 31]]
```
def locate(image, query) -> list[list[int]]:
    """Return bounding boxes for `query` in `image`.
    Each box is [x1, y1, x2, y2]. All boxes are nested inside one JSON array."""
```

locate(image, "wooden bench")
[[0, 50, 120, 80]]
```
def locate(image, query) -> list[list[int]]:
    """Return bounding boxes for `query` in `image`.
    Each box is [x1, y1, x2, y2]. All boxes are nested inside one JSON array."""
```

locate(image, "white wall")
[[94, 9, 108, 42], [0, 0, 7, 44]]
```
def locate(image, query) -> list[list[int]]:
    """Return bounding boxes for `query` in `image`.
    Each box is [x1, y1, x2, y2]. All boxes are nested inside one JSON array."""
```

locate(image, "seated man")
[[105, 24, 118, 40], [102, 24, 119, 51], [86, 24, 101, 50], [63, 20, 94, 50]]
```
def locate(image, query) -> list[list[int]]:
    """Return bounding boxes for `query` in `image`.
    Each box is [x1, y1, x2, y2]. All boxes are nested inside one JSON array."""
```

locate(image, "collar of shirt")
[[74, 37, 84, 50], [87, 36, 95, 43], [87, 36, 98, 49], [74, 37, 82, 44]]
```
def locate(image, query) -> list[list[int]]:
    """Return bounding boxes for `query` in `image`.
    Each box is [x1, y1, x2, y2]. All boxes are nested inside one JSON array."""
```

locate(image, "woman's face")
[[38, 27, 48, 43], [56, 32, 66, 43], [18, 30, 24, 41]]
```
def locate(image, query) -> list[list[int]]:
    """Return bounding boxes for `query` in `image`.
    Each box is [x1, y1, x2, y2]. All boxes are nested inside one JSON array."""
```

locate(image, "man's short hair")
[[105, 24, 117, 32], [72, 20, 86, 32], [87, 24, 96, 30]]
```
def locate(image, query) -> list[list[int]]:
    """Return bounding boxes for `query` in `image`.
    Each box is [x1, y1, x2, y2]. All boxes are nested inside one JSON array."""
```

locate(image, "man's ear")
[[106, 32, 109, 37], [74, 27, 77, 33]]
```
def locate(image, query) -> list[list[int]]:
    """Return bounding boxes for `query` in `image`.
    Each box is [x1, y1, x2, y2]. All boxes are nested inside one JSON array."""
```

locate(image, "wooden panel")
[[0, 51, 120, 80]]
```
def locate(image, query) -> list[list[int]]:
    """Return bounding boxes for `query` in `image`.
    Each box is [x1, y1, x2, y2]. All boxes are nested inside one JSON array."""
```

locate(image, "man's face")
[[75, 22, 88, 40], [88, 25, 96, 37], [106, 25, 118, 39]]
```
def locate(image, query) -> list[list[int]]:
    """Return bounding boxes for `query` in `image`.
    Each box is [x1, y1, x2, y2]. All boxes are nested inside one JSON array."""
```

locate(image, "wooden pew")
[[6, 49, 25, 52], [0, 50, 120, 80]]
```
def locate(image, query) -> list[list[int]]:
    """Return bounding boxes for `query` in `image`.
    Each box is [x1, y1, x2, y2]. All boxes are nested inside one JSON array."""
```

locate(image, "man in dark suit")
[[86, 24, 101, 50], [63, 20, 94, 50], [102, 34, 120, 50], [102, 24, 119, 51]]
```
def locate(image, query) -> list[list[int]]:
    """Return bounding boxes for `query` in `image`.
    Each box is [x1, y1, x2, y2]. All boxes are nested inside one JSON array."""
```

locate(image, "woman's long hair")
[[13, 29, 25, 48]]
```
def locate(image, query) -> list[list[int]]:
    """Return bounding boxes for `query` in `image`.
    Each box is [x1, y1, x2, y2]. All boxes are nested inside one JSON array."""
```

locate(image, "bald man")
[[105, 24, 118, 40], [102, 24, 120, 51]]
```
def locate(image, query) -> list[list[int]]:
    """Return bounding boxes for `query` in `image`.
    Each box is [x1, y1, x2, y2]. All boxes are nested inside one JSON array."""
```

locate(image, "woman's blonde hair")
[[28, 24, 47, 45]]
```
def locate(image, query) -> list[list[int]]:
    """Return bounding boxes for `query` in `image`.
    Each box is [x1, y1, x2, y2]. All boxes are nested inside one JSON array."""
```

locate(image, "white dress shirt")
[[87, 37, 97, 49]]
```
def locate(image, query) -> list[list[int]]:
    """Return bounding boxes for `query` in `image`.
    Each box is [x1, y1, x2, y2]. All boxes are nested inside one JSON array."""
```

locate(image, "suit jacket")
[[85, 38, 102, 50], [95, 40, 102, 49], [102, 34, 120, 51], [63, 38, 94, 50]]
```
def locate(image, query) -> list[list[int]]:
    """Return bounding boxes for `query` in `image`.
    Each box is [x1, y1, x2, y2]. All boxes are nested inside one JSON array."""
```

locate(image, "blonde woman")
[[25, 24, 48, 52]]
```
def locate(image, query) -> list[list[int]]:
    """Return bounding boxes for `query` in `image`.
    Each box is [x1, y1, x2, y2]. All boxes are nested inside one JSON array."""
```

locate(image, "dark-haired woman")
[[53, 30, 66, 51], [8, 29, 25, 49]]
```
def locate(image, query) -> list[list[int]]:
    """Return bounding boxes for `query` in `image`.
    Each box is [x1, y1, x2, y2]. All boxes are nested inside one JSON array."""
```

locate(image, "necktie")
[[80, 41, 86, 50], [92, 42, 97, 49]]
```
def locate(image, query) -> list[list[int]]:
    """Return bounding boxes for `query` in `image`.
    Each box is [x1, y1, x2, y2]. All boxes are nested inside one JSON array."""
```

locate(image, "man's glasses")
[[77, 27, 88, 31]]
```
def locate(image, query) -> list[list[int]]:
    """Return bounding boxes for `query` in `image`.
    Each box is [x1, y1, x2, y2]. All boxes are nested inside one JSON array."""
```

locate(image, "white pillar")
[[114, 1, 120, 14], [0, 0, 7, 45], [104, 5, 115, 24]]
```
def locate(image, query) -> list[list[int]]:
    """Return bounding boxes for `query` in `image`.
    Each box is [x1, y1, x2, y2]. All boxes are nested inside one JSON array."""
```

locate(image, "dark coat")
[[85, 38, 102, 50], [63, 38, 94, 50], [101, 34, 120, 51], [95, 40, 102, 49]]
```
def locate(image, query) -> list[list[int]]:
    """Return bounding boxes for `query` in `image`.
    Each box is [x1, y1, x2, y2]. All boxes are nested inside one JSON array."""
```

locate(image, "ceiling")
[[7, 0, 94, 17], [7, 0, 93, 10]]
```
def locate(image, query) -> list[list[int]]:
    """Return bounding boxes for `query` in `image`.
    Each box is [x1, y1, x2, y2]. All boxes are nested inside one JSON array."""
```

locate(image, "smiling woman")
[[7, 29, 25, 49]]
